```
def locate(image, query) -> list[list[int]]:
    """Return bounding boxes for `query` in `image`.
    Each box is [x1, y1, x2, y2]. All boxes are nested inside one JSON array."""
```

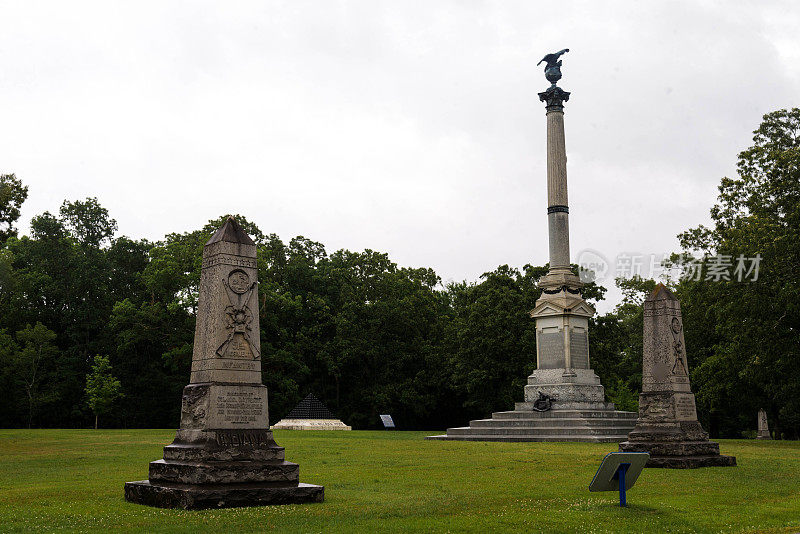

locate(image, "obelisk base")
[[125, 381, 324, 508], [124, 481, 324, 510], [619, 439, 736, 468], [124, 428, 324, 509], [619, 420, 736, 468]]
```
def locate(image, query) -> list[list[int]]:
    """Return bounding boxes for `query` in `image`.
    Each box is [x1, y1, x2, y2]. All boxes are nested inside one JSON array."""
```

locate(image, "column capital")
[[538, 85, 570, 111]]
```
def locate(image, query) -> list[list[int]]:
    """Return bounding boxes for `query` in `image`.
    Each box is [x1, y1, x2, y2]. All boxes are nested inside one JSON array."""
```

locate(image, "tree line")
[[0, 108, 798, 437]]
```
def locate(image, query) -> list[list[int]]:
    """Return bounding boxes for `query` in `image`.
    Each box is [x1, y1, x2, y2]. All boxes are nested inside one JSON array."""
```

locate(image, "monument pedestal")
[[124, 386, 324, 509], [125, 218, 323, 509], [124, 423, 323, 509], [125, 481, 323, 510], [427, 366, 636, 442], [428, 307, 636, 443], [619, 285, 735, 468], [619, 423, 736, 468]]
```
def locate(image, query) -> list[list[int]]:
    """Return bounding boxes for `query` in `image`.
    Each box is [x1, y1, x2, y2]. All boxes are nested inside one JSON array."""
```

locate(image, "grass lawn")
[[0, 429, 798, 533]]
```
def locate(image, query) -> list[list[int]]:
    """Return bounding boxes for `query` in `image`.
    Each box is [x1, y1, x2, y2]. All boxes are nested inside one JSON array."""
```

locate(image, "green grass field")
[[1, 430, 798, 533]]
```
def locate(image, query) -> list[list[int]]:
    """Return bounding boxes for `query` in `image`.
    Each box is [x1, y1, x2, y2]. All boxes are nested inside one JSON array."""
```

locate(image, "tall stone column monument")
[[619, 285, 736, 467], [528, 49, 600, 400], [125, 217, 324, 508], [428, 50, 636, 442]]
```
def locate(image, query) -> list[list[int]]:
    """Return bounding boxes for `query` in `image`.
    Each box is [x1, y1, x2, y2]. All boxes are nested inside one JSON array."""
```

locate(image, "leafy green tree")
[[677, 108, 800, 438], [14, 323, 59, 428], [59, 197, 117, 248], [2, 198, 158, 428], [444, 266, 539, 422], [108, 298, 192, 428], [0, 174, 28, 245], [0, 329, 20, 426], [85, 355, 124, 429]]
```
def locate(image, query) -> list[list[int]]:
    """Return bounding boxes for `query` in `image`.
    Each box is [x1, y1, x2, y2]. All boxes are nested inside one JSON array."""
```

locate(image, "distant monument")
[[428, 50, 636, 442], [619, 285, 736, 467], [272, 393, 351, 430], [125, 217, 324, 508], [757, 408, 771, 439]]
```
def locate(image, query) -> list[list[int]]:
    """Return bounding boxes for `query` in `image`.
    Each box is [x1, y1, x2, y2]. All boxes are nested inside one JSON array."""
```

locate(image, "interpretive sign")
[[380, 414, 395, 429], [589, 452, 650, 506]]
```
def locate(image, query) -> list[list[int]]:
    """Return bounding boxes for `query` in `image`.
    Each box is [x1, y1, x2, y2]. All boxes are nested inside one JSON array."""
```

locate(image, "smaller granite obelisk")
[[757, 409, 771, 439], [125, 217, 323, 509], [619, 284, 736, 467]]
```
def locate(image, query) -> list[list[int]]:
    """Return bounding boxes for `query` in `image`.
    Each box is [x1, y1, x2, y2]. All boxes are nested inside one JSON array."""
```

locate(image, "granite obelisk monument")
[[619, 284, 736, 467], [757, 408, 771, 439], [428, 50, 636, 442], [125, 217, 324, 508]]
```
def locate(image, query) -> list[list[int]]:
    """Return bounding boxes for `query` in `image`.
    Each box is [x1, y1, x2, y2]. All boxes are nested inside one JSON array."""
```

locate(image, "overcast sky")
[[2, 1, 798, 312]]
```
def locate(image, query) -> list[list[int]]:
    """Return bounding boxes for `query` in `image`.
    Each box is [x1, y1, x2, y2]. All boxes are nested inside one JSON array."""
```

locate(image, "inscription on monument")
[[569, 330, 589, 369], [214, 429, 271, 447], [215, 389, 264, 425], [538, 332, 564, 369], [226, 334, 254, 359], [201, 255, 258, 269], [221, 359, 256, 370], [673, 393, 698, 421]]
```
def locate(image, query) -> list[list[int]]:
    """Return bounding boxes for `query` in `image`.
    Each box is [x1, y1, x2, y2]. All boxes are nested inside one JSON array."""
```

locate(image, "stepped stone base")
[[125, 429, 323, 509], [619, 432, 736, 469], [619, 421, 737, 468], [272, 418, 352, 431], [124, 480, 324, 510], [427, 405, 637, 443], [428, 369, 636, 442]]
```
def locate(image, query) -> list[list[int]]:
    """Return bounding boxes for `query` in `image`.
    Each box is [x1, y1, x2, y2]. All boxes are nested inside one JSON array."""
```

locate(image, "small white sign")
[[379, 414, 395, 429]]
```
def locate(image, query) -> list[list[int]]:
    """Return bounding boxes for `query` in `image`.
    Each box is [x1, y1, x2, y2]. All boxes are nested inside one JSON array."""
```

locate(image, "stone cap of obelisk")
[[206, 217, 256, 247], [190, 217, 262, 385], [649, 283, 677, 301], [642, 283, 691, 393]]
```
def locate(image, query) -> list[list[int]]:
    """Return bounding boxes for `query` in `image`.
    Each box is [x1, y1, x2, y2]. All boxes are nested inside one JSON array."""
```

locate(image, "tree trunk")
[[95, 414, 98, 430], [27, 390, 33, 429], [335, 375, 340, 410]]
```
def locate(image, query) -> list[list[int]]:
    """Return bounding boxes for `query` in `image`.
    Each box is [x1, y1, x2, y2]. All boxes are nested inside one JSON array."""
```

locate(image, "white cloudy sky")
[[2, 1, 798, 311]]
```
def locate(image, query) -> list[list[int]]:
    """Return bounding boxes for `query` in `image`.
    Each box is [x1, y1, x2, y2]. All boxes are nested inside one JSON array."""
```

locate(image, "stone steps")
[[494, 409, 637, 420], [426, 434, 630, 443], [469, 418, 636, 428], [163, 443, 285, 462], [149, 459, 300, 485], [426, 407, 638, 442], [446, 425, 634, 436], [124, 480, 324, 509]]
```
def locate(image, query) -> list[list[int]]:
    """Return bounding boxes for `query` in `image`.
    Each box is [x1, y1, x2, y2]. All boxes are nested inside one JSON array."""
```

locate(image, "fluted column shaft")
[[546, 109, 570, 271]]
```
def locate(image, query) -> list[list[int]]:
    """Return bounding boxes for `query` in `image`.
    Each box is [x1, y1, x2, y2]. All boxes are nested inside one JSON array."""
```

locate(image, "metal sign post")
[[589, 452, 649, 507], [615, 463, 630, 506]]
